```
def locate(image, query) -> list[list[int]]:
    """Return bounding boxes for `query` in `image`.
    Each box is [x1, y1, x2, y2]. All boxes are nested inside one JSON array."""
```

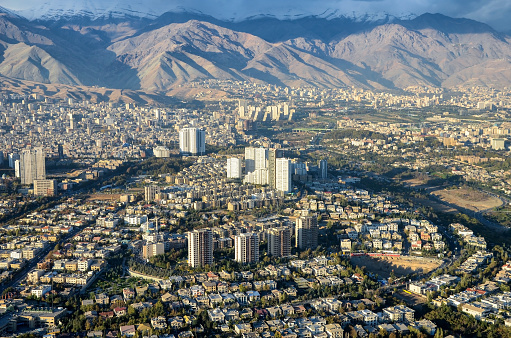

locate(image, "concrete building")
[[268, 148, 283, 189], [267, 226, 291, 258], [296, 216, 319, 250], [32, 284, 52, 298], [20, 147, 46, 185], [33, 179, 57, 197], [276, 158, 292, 193], [188, 229, 213, 268], [491, 138, 506, 150], [234, 233, 259, 264], [153, 146, 171, 158], [142, 243, 165, 260], [179, 127, 205, 155], [8, 153, 19, 168], [145, 186, 160, 202], [319, 159, 328, 179], [227, 158, 242, 179]]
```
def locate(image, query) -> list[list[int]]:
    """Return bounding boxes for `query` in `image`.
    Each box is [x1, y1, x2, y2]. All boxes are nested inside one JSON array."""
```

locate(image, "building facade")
[[179, 127, 206, 155], [20, 147, 46, 185], [188, 229, 213, 268], [234, 233, 259, 263], [295, 216, 319, 249], [275, 158, 292, 193], [227, 158, 242, 179], [267, 226, 291, 258]]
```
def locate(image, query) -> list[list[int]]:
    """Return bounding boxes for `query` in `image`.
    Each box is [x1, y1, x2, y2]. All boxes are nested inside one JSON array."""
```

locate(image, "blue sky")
[[2, 0, 510, 31]]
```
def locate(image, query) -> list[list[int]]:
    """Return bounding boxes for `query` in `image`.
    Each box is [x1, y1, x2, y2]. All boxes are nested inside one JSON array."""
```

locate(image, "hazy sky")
[[2, 0, 510, 31]]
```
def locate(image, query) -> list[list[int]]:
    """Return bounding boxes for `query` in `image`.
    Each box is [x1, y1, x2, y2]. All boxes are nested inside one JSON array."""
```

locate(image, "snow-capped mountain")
[[15, 0, 176, 21], [12, 0, 417, 24]]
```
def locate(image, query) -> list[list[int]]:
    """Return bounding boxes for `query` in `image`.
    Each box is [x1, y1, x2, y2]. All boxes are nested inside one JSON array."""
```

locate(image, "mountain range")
[[0, 5, 511, 93]]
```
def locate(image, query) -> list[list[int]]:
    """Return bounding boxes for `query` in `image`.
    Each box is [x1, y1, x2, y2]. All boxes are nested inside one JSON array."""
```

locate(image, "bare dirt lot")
[[86, 194, 121, 201], [432, 187, 503, 212], [351, 255, 443, 279]]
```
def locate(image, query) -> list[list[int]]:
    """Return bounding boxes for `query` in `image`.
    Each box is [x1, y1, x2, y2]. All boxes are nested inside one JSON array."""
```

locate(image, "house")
[[119, 325, 136, 337], [113, 307, 127, 317], [461, 303, 489, 319], [234, 323, 252, 335]]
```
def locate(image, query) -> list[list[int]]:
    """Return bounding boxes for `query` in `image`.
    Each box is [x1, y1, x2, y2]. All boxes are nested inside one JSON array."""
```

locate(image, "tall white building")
[[188, 229, 213, 268], [244, 147, 269, 185], [179, 127, 205, 155], [20, 147, 46, 185], [234, 233, 259, 263], [275, 158, 292, 193], [227, 158, 242, 179], [245, 147, 267, 173], [8, 153, 19, 168]]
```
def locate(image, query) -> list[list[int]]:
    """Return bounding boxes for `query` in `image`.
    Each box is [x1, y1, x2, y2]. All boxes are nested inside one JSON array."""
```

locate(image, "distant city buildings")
[[179, 127, 205, 155], [234, 233, 259, 264], [188, 229, 213, 268]]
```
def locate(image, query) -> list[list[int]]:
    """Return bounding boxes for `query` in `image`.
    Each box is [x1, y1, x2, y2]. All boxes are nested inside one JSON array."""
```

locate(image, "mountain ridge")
[[0, 10, 509, 92]]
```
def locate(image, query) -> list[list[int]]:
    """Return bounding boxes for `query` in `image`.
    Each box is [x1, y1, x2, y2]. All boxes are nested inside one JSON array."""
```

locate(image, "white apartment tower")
[[275, 158, 292, 193], [20, 147, 46, 185], [179, 127, 206, 155], [188, 229, 213, 268], [235, 233, 259, 263], [227, 158, 242, 179]]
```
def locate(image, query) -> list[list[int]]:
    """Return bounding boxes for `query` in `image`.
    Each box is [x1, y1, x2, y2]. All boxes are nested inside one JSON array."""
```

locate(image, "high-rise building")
[[295, 216, 319, 250], [188, 229, 213, 268], [179, 127, 206, 155], [145, 186, 160, 202], [20, 147, 46, 185], [319, 159, 328, 179], [34, 179, 57, 197], [234, 233, 259, 263], [227, 158, 242, 179], [68, 113, 75, 130], [8, 153, 20, 169], [275, 158, 292, 193], [57, 144, 64, 159], [268, 149, 283, 189], [244, 147, 256, 173], [245, 147, 267, 173], [267, 226, 291, 258]]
